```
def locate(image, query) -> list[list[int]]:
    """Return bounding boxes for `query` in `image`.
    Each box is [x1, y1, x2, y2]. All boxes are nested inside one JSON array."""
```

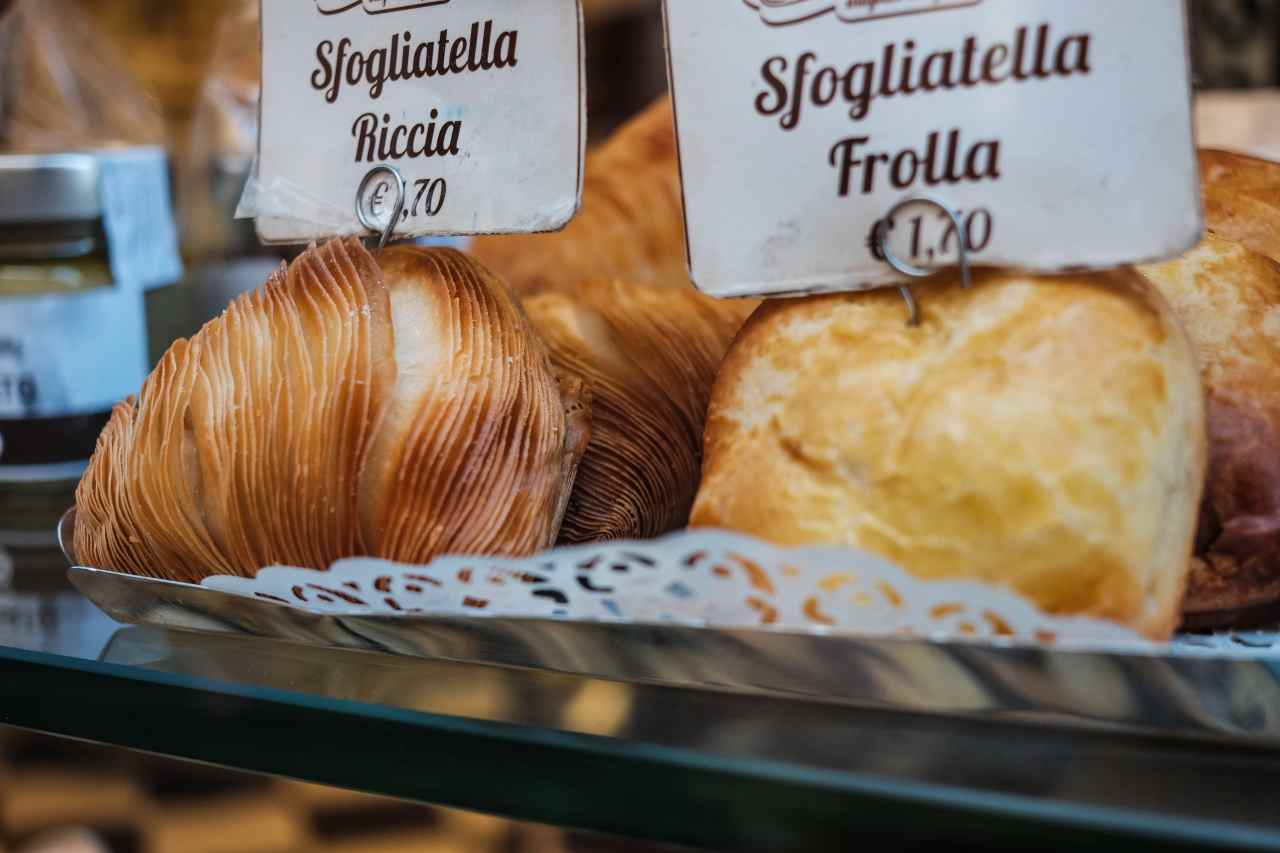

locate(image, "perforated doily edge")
[[74, 528, 1280, 659]]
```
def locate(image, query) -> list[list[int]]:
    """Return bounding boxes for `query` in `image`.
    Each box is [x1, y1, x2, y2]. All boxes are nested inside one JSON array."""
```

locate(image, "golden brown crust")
[[75, 241, 589, 580], [1139, 233, 1280, 625], [524, 282, 754, 543], [365, 246, 590, 563], [473, 98, 761, 542], [691, 269, 1206, 640], [470, 97, 691, 295], [1199, 148, 1280, 264], [76, 239, 392, 579]]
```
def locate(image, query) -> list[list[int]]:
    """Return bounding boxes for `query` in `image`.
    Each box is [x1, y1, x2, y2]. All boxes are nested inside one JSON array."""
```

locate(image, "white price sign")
[[663, 0, 1202, 297], [254, 0, 584, 243]]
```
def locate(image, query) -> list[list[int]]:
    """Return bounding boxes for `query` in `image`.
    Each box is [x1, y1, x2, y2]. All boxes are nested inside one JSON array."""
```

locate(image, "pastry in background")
[[1198, 148, 1280, 262], [525, 282, 753, 543], [0, 0, 165, 150], [470, 98, 689, 296], [1140, 233, 1280, 627], [474, 95, 760, 543], [690, 269, 1206, 640], [75, 240, 590, 581]]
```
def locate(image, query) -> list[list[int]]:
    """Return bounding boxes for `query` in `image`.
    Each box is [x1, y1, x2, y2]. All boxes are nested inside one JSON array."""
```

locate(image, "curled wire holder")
[[873, 195, 972, 326], [356, 164, 407, 250]]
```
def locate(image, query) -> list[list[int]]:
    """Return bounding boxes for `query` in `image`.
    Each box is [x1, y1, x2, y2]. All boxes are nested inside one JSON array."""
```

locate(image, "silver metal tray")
[[60, 512, 1280, 748]]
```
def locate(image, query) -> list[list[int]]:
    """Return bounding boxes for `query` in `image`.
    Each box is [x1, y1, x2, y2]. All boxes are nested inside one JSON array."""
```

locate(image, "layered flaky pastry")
[[524, 282, 753, 542], [75, 239, 590, 581], [473, 98, 758, 542], [690, 270, 1207, 640], [470, 98, 689, 296]]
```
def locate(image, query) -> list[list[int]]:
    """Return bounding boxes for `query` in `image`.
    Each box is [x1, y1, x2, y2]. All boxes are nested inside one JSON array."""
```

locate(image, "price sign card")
[[254, 0, 584, 244], [663, 0, 1201, 297]]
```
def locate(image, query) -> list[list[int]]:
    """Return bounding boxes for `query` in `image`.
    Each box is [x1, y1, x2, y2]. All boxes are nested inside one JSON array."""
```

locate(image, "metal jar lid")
[[0, 153, 101, 225]]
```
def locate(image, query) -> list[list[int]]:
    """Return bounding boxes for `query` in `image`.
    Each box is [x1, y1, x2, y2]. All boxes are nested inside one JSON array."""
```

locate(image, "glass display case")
[[4, 4, 1280, 852], [2, 539, 1280, 852]]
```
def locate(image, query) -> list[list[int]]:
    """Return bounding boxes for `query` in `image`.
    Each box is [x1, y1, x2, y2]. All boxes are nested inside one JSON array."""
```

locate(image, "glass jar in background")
[[0, 151, 178, 563]]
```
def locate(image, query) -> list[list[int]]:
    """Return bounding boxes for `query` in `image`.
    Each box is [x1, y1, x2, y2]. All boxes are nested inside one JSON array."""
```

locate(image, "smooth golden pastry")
[[524, 281, 754, 543], [690, 270, 1206, 640], [75, 239, 590, 581], [1139, 234, 1280, 627], [470, 98, 689, 295]]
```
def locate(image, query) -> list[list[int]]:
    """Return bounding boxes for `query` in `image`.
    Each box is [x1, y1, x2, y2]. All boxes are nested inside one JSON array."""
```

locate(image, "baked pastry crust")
[[472, 97, 758, 542], [1198, 148, 1280, 263], [364, 245, 591, 563], [525, 281, 753, 542], [75, 240, 589, 580], [470, 98, 689, 295], [690, 269, 1206, 639], [1139, 233, 1280, 626]]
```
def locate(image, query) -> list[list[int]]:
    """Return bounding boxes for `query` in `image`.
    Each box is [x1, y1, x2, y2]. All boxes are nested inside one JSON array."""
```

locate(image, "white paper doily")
[[197, 529, 1156, 650]]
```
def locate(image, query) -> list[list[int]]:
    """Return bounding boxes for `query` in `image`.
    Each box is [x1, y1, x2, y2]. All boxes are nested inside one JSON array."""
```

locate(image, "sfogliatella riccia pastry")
[[74, 239, 590, 582], [525, 279, 754, 543]]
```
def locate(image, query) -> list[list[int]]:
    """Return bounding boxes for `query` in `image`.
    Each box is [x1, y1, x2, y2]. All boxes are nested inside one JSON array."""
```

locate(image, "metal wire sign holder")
[[873, 195, 973, 326], [356, 164, 408, 251], [354, 166, 970, 326]]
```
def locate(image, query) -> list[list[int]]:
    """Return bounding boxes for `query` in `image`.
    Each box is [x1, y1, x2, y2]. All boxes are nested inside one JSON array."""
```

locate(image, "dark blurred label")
[[0, 411, 111, 470], [0, 289, 141, 482]]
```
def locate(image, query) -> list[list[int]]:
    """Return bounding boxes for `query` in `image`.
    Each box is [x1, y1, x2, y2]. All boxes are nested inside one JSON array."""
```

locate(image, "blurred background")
[[0, 1, 1279, 851], [0, 729, 670, 853]]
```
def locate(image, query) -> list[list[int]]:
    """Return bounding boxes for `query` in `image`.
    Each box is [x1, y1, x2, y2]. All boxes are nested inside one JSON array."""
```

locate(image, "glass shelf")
[[3, 546, 1280, 852]]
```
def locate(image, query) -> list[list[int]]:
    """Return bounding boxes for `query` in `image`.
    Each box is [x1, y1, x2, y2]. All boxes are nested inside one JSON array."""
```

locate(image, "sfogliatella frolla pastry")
[[690, 268, 1206, 640], [75, 239, 590, 582]]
